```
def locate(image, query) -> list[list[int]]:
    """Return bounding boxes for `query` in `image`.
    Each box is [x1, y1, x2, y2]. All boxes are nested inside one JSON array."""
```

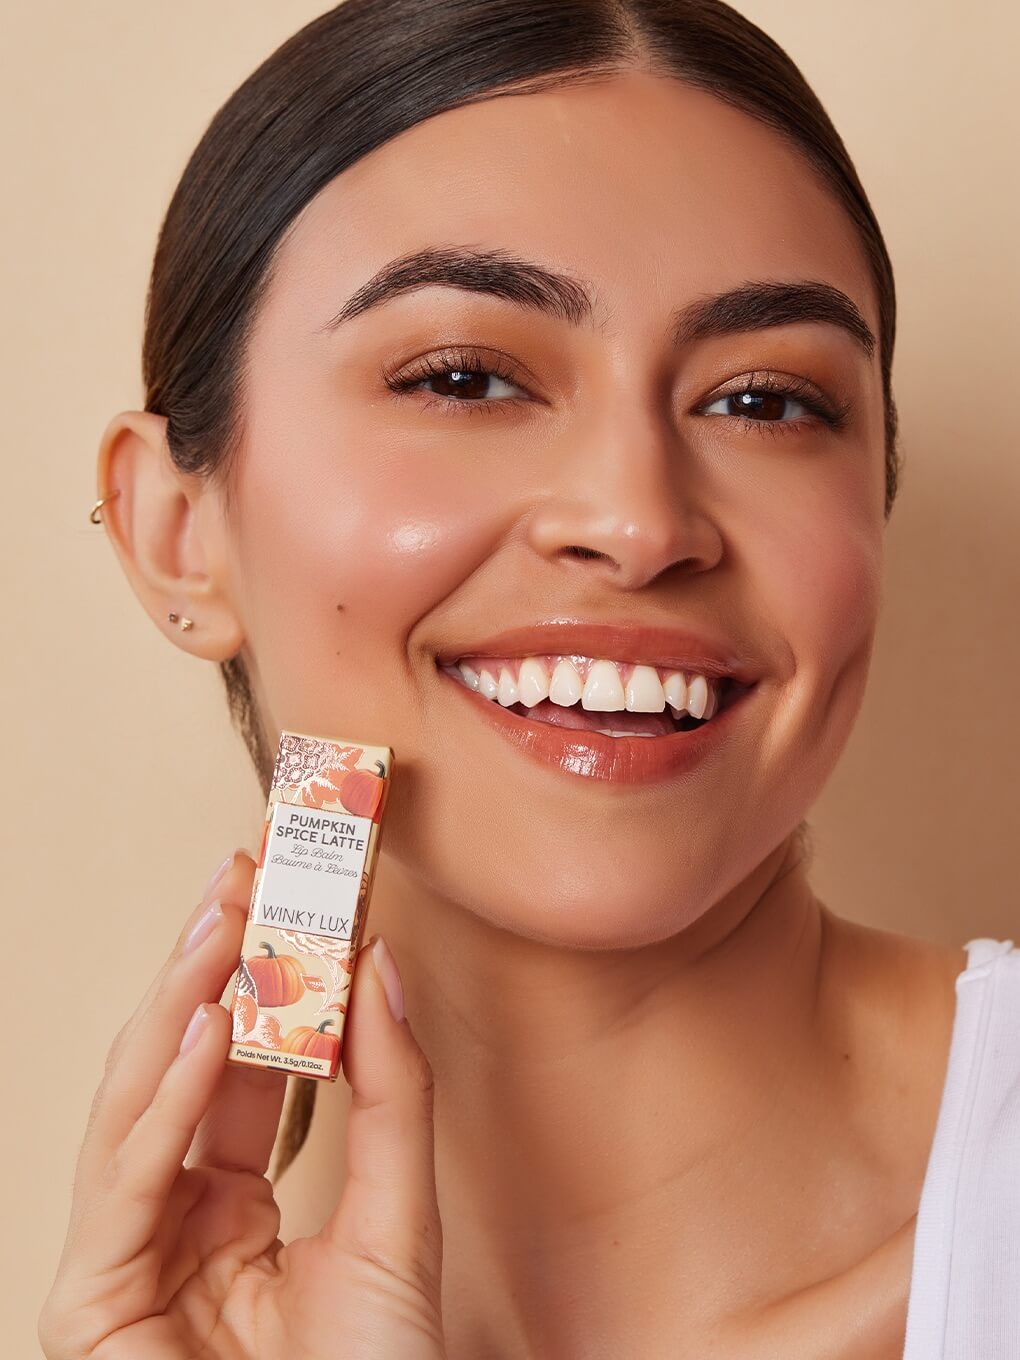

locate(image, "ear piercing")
[[91, 493, 196, 632], [89, 489, 121, 524]]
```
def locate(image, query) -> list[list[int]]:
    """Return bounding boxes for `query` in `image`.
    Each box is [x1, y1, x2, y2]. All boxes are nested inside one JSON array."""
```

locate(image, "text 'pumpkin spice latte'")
[[226, 729, 394, 1081]]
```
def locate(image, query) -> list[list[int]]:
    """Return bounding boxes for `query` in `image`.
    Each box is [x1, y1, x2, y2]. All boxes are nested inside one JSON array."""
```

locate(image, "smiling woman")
[[42, 2, 1020, 1359]]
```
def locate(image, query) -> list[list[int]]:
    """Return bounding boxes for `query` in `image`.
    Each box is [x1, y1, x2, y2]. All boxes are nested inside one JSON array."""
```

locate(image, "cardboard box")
[[225, 729, 393, 1081]]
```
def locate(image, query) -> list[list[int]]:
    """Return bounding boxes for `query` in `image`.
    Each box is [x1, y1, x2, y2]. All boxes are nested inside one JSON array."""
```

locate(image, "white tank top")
[[902, 937, 1020, 1358]]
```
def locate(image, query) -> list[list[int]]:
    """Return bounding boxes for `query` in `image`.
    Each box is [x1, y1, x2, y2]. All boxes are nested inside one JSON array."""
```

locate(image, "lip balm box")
[[226, 729, 393, 1081]]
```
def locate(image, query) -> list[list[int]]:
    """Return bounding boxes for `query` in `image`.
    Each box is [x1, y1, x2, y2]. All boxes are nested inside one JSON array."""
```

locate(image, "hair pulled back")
[[141, 0, 901, 1177]]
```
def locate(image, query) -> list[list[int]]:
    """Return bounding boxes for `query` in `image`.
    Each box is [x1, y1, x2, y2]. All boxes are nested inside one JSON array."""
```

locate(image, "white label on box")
[[253, 800, 373, 942]]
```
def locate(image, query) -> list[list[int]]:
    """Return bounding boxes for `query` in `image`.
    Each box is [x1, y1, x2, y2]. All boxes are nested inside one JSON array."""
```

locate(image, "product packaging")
[[226, 728, 393, 1081]]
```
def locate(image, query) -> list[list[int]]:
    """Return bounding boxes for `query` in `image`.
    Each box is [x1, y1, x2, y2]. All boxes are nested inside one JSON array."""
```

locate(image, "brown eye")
[[387, 347, 529, 411], [700, 372, 851, 435], [413, 367, 520, 402], [704, 388, 810, 424]]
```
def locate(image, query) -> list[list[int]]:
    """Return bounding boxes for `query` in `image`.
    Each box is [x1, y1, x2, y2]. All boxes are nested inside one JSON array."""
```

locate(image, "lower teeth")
[[593, 716, 707, 738]]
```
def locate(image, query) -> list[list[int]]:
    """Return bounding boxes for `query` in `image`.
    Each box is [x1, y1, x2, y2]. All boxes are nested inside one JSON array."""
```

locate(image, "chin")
[[471, 852, 732, 952]]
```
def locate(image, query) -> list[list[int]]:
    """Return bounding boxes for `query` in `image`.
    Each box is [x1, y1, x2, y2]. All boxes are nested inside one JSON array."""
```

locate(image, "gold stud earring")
[[168, 612, 194, 630]]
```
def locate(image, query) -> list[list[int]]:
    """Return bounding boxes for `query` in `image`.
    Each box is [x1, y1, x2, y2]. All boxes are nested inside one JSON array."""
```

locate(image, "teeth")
[[625, 664, 665, 713], [446, 652, 733, 726], [549, 658, 583, 706], [497, 666, 519, 707], [477, 667, 499, 700], [581, 659, 626, 712], [517, 656, 550, 706], [458, 661, 480, 691], [687, 674, 709, 720], [702, 683, 719, 721], [662, 672, 688, 714]]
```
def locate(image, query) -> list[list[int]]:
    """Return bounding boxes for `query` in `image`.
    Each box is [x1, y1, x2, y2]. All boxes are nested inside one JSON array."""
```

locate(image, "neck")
[[369, 830, 817, 1104], [363, 835, 833, 1329]]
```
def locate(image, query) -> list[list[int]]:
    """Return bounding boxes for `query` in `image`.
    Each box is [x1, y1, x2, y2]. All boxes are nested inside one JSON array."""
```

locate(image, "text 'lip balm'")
[[226, 729, 394, 1081]]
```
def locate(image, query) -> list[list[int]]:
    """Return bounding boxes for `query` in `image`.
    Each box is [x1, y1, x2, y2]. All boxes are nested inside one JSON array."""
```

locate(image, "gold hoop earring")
[[89, 489, 121, 524]]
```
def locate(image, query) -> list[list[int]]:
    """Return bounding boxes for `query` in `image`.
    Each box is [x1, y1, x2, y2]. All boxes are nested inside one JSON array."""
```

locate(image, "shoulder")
[[815, 912, 968, 1186]]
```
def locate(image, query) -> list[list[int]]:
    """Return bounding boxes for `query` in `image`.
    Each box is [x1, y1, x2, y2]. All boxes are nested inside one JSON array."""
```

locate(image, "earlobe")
[[95, 409, 246, 662]]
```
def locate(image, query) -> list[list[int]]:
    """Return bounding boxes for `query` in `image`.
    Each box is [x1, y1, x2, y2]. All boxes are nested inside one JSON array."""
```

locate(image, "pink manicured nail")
[[372, 936, 405, 1023], [203, 852, 234, 898], [184, 900, 224, 954], [180, 1004, 210, 1055]]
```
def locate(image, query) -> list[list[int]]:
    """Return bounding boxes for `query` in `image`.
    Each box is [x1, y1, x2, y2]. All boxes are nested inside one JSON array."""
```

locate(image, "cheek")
[[233, 449, 499, 713], [775, 509, 882, 675], [747, 478, 883, 786]]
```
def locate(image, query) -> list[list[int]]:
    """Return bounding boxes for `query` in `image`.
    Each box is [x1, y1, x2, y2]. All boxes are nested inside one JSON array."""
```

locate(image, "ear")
[[95, 410, 245, 662]]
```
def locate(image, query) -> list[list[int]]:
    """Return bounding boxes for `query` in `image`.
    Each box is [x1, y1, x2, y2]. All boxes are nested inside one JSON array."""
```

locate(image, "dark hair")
[[141, 0, 900, 1180]]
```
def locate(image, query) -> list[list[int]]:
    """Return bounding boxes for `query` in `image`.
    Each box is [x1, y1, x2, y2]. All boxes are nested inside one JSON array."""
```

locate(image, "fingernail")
[[184, 900, 224, 954], [372, 936, 405, 1023], [203, 852, 234, 898], [180, 1003, 211, 1055]]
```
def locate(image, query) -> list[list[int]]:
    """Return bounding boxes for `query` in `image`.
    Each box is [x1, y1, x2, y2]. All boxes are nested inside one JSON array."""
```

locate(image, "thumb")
[[322, 934, 443, 1295]]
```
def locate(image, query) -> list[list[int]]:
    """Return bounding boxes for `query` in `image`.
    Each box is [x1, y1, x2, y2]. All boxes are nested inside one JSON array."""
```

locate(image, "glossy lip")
[[437, 664, 760, 784], [434, 620, 762, 684]]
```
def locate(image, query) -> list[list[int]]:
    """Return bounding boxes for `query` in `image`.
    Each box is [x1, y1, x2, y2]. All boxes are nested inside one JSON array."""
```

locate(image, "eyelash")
[[385, 348, 852, 435]]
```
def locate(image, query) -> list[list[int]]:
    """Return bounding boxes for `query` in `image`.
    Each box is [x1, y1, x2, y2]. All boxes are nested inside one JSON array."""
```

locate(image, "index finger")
[[72, 851, 256, 1202]]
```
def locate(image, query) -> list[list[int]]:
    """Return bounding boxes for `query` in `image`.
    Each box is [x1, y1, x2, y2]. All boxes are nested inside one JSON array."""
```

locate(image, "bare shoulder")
[[816, 908, 968, 1208], [819, 907, 968, 1065], [732, 913, 970, 1358]]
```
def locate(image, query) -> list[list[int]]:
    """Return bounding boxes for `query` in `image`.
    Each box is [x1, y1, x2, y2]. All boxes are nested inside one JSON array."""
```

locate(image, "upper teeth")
[[445, 655, 722, 719]]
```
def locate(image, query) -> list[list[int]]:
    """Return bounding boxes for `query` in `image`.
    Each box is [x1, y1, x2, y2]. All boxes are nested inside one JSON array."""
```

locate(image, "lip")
[[437, 664, 760, 784], [434, 620, 762, 684]]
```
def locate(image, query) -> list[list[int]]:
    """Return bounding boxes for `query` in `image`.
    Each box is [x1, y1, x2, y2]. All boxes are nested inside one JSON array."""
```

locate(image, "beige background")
[[3, 1, 1017, 1351]]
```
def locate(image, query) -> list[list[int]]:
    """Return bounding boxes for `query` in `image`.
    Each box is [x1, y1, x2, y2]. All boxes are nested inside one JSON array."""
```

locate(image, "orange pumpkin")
[[246, 941, 305, 1007], [339, 760, 387, 820], [282, 1018, 341, 1063]]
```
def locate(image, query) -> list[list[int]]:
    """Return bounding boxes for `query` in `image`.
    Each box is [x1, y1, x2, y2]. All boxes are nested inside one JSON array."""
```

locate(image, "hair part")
[[141, 0, 900, 1181]]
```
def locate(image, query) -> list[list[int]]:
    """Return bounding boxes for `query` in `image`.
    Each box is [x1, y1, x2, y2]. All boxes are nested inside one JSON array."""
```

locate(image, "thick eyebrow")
[[320, 245, 876, 360]]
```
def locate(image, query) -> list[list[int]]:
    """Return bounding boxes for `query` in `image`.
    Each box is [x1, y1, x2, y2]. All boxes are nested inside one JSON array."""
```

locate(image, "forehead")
[[269, 69, 876, 337]]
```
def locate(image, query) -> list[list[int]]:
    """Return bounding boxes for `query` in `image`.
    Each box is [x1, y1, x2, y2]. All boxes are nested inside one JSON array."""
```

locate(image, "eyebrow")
[[320, 245, 876, 359]]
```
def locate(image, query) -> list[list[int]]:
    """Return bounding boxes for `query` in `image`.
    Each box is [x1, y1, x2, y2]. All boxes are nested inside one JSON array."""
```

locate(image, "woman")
[[40, 1, 1017, 1356]]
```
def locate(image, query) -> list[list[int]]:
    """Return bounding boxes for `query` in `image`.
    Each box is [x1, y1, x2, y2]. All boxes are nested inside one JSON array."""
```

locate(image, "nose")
[[524, 403, 723, 591]]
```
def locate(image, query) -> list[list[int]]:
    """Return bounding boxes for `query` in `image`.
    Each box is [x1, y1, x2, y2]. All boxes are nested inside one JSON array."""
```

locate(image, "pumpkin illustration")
[[282, 1018, 341, 1063], [339, 760, 387, 820], [245, 941, 306, 1007]]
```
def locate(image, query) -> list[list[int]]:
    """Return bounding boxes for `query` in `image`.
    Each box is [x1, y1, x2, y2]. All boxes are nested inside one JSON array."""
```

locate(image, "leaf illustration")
[[236, 958, 260, 1007], [251, 1013, 282, 1049]]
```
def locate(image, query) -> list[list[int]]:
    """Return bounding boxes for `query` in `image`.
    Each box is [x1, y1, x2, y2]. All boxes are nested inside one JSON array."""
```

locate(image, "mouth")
[[435, 652, 760, 783]]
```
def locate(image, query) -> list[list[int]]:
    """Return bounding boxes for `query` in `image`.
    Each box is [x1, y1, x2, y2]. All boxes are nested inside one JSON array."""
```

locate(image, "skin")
[[91, 70, 967, 1357]]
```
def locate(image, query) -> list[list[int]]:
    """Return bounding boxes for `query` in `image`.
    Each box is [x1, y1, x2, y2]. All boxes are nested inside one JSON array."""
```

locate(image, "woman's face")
[[221, 70, 886, 948]]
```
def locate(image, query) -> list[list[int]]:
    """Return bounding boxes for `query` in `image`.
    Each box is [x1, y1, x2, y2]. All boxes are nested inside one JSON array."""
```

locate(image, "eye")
[[386, 347, 529, 414], [699, 371, 851, 437]]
